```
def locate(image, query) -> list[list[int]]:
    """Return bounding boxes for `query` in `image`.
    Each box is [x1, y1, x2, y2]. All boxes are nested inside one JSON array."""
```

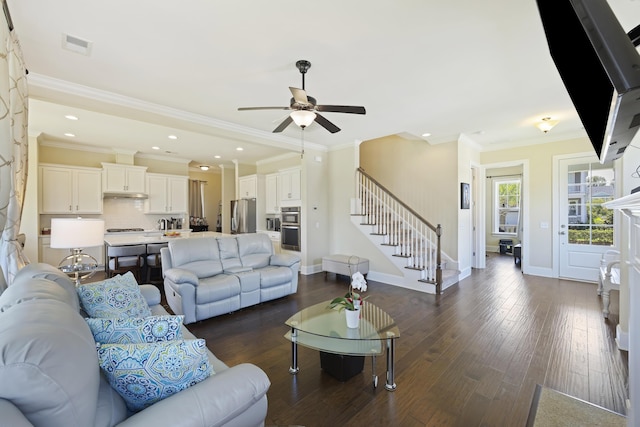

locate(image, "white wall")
[[21, 135, 39, 263], [327, 144, 401, 277]]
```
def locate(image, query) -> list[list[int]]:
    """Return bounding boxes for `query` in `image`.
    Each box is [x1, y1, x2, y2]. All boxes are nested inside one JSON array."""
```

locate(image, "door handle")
[[558, 231, 566, 235]]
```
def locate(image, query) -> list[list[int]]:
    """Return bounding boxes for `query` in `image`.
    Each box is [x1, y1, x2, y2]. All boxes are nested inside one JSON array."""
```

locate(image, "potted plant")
[[328, 271, 369, 313]]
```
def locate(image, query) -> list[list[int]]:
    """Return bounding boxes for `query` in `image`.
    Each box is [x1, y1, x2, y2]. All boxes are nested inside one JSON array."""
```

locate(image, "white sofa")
[[162, 233, 300, 324], [0, 263, 271, 427]]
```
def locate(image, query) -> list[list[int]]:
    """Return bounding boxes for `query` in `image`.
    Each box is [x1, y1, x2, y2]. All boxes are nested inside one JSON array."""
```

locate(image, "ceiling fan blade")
[[273, 115, 293, 133], [316, 105, 366, 115], [314, 113, 341, 133], [289, 87, 308, 105], [238, 106, 290, 111]]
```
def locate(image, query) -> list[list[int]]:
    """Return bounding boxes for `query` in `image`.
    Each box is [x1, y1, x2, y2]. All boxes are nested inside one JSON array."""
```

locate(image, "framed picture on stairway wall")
[[461, 182, 470, 209]]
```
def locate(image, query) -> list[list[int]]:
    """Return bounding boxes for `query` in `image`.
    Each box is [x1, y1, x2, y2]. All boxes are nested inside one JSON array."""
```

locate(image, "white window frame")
[[493, 178, 521, 236]]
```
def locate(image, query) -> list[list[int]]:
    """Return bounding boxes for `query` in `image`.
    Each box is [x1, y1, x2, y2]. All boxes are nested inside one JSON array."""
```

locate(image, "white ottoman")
[[322, 254, 369, 279]]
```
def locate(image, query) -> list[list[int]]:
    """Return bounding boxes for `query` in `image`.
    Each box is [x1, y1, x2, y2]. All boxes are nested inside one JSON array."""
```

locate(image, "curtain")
[[0, 15, 29, 291], [188, 179, 205, 219]]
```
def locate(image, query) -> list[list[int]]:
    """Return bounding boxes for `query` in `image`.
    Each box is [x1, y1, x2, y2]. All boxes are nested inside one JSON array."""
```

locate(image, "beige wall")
[[136, 157, 188, 175], [256, 153, 301, 175], [188, 169, 221, 229], [39, 143, 114, 167], [21, 135, 40, 263], [359, 135, 459, 258], [327, 144, 400, 276], [299, 147, 329, 270], [220, 166, 235, 234], [458, 138, 481, 273], [480, 137, 593, 271]]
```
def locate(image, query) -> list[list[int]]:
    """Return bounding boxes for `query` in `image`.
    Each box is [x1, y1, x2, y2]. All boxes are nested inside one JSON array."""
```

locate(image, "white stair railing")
[[355, 168, 443, 293]]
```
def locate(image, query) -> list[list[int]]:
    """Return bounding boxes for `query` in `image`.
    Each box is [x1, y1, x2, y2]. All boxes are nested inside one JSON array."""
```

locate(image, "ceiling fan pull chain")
[[300, 128, 305, 159]]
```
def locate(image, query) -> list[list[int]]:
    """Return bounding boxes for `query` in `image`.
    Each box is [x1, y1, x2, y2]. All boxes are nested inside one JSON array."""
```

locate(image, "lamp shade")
[[50, 218, 105, 249], [290, 110, 316, 128]]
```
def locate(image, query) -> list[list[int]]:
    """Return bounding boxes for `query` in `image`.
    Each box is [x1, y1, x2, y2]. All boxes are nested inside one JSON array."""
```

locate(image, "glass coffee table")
[[284, 300, 400, 391]]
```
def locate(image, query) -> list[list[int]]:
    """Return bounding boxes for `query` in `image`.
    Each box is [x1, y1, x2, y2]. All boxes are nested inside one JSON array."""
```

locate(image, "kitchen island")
[[103, 230, 231, 246], [103, 231, 233, 278]]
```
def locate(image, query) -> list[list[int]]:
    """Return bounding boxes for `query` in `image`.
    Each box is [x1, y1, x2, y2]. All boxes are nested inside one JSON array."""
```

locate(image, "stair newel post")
[[436, 224, 443, 294]]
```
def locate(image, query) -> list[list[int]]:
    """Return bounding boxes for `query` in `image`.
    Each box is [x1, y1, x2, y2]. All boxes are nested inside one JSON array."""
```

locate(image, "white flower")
[[351, 271, 367, 292]]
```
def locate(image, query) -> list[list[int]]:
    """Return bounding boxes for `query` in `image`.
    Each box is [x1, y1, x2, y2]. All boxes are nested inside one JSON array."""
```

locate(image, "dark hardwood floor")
[[153, 253, 627, 426]]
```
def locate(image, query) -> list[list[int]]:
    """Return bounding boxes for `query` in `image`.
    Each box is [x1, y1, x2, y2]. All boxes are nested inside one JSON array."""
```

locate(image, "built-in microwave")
[[281, 207, 300, 251], [281, 206, 300, 225]]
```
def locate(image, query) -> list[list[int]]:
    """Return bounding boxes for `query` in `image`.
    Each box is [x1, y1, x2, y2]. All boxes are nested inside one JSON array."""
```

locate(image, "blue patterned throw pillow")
[[98, 339, 213, 412], [77, 272, 152, 318], [85, 315, 184, 344]]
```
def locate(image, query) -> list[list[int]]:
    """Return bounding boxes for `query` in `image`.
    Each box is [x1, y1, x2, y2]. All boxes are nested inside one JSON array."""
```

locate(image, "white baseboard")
[[300, 262, 322, 275], [616, 324, 629, 351]]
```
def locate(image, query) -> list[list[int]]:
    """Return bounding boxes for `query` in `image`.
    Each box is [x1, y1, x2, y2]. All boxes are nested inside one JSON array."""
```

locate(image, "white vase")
[[345, 308, 360, 328]]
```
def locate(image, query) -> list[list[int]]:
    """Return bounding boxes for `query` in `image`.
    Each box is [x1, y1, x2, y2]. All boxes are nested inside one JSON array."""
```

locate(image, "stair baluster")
[[354, 167, 446, 293]]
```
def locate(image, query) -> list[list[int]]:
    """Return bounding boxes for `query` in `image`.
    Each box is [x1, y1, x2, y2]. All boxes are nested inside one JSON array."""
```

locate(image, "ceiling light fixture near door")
[[199, 165, 210, 171], [61, 33, 92, 56], [536, 117, 559, 133]]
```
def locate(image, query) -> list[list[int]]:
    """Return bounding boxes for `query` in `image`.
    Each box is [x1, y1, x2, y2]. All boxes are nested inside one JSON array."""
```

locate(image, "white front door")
[[558, 156, 616, 281]]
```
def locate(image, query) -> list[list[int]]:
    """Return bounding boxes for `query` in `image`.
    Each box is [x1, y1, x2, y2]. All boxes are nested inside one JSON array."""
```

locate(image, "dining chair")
[[106, 244, 147, 281]]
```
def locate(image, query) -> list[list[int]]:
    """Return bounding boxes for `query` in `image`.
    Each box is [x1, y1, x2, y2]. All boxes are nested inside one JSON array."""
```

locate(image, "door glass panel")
[[566, 162, 614, 246]]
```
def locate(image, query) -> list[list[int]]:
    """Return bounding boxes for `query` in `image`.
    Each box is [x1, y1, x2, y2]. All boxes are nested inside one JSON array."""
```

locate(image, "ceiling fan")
[[238, 60, 366, 134]]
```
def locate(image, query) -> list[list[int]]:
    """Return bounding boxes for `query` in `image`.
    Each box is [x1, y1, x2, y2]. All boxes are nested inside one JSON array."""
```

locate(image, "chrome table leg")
[[289, 325, 299, 374]]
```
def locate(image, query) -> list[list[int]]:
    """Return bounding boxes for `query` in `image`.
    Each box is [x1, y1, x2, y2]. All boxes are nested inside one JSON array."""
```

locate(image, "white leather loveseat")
[[0, 263, 271, 427], [162, 233, 300, 324]]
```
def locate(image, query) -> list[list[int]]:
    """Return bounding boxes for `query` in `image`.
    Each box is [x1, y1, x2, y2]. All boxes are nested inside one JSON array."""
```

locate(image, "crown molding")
[[28, 73, 328, 153]]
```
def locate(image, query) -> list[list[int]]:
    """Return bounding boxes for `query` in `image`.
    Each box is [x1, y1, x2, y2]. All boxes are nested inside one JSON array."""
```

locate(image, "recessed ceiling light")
[[422, 133, 431, 137], [65, 115, 78, 120], [168, 135, 178, 140], [151, 146, 160, 150], [236, 147, 244, 151], [64, 133, 75, 137], [214, 155, 221, 159]]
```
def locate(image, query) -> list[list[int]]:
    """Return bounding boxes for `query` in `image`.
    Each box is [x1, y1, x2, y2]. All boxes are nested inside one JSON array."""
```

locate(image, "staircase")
[[352, 168, 459, 294]]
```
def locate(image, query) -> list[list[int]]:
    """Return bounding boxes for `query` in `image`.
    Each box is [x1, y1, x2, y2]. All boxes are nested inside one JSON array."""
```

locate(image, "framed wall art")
[[461, 182, 470, 209]]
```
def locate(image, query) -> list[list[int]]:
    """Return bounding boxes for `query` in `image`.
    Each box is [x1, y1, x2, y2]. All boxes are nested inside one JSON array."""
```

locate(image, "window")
[[493, 179, 521, 235], [566, 162, 614, 245]]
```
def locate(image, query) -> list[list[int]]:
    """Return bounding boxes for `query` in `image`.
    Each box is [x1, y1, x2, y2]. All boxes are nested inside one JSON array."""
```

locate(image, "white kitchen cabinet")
[[101, 163, 147, 193], [39, 165, 103, 214], [39, 236, 104, 268], [265, 173, 280, 214], [145, 173, 188, 214], [238, 175, 258, 199], [279, 167, 301, 202]]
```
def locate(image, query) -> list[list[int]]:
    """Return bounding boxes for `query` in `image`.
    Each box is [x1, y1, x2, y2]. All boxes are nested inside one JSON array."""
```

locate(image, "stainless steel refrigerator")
[[230, 198, 256, 234]]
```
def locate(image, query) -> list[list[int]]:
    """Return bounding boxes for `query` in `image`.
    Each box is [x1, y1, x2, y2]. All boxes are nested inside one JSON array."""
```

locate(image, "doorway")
[[557, 155, 616, 281]]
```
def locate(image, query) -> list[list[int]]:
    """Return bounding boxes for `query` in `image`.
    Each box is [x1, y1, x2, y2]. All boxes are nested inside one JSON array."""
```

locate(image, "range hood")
[[102, 192, 148, 199]]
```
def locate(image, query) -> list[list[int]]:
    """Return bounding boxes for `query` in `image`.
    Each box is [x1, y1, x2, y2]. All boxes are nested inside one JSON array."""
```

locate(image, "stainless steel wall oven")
[[281, 206, 300, 251]]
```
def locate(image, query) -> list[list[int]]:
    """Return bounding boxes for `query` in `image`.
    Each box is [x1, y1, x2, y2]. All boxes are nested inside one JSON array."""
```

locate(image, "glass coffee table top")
[[285, 300, 399, 354], [284, 300, 400, 390]]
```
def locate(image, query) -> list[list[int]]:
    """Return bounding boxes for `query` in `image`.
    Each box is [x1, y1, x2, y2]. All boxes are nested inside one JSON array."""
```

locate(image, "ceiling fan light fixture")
[[536, 117, 559, 134], [290, 110, 316, 128]]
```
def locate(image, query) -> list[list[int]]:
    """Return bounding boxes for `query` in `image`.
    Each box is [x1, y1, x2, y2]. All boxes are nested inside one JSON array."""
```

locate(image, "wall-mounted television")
[[536, 0, 640, 164]]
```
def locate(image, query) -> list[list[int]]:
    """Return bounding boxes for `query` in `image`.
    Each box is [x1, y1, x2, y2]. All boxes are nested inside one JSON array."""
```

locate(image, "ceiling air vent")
[[61, 33, 92, 56]]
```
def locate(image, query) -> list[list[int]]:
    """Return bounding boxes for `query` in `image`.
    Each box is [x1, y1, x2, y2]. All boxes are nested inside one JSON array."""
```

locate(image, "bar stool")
[[107, 244, 147, 281], [145, 242, 168, 283]]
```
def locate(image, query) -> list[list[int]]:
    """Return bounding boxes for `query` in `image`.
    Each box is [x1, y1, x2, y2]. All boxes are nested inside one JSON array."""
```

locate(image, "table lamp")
[[50, 218, 105, 286]]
